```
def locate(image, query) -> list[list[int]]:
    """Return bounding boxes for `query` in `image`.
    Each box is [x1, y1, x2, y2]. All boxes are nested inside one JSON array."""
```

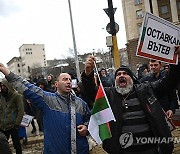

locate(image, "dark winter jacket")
[[140, 71, 179, 113], [0, 80, 24, 131], [81, 63, 180, 154]]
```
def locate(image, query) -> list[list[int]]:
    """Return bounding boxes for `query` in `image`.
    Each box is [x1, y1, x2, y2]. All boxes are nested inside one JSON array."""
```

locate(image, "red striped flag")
[[88, 83, 116, 144]]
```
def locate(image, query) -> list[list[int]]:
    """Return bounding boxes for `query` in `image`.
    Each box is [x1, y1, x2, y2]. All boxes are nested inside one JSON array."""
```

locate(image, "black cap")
[[115, 65, 139, 84]]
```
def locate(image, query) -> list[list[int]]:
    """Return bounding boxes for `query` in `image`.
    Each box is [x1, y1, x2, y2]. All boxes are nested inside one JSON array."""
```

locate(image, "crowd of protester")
[[0, 46, 180, 153]]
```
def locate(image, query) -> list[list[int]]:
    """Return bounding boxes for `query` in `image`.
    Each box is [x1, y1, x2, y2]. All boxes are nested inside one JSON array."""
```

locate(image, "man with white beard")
[[114, 66, 135, 95], [81, 46, 180, 154]]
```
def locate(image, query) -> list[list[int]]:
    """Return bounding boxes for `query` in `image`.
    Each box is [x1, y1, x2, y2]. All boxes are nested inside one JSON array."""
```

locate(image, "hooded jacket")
[[0, 80, 24, 131]]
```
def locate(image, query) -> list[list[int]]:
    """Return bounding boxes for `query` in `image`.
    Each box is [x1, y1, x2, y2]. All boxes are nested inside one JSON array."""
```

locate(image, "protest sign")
[[136, 12, 180, 64], [21, 114, 34, 127]]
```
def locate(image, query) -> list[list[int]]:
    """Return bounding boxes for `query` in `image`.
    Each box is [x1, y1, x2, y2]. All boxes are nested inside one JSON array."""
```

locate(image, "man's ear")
[[54, 81, 58, 88]]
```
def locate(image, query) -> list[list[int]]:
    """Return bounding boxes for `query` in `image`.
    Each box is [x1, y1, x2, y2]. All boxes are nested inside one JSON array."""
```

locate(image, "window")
[[136, 10, 143, 18], [178, 2, 180, 10], [28, 66, 31, 73], [17, 64, 20, 67], [18, 69, 20, 73], [164, 17, 171, 22], [25, 48, 32, 51], [134, 0, 142, 5], [26, 52, 32, 54], [161, 5, 168, 14], [138, 24, 142, 35]]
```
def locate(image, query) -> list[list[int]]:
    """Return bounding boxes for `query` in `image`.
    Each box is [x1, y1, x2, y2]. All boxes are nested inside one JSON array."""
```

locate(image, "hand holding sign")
[[175, 46, 180, 61], [175, 46, 180, 53]]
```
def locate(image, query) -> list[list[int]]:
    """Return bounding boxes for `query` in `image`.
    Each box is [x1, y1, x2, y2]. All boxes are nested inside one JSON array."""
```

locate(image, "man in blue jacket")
[[0, 67, 91, 154]]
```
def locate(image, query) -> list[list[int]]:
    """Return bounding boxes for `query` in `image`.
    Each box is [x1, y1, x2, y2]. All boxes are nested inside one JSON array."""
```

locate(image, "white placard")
[[137, 12, 180, 64], [20, 114, 34, 127]]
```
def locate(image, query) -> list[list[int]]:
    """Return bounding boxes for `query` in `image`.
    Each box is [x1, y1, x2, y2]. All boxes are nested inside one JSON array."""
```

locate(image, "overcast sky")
[[0, 0, 127, 65]]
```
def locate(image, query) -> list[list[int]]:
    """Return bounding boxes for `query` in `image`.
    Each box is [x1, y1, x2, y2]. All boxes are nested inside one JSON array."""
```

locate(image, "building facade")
[[19, 44, 47, 78], [7, 57, 23, 77], [122, 0, 180, 72]]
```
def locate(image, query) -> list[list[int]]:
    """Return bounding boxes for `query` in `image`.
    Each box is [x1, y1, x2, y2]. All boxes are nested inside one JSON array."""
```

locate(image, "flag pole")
[[93, 60, 116, 121], [0, 72, 4, 78], [92, 53, 104, 86], [93, 60, 102, 85]]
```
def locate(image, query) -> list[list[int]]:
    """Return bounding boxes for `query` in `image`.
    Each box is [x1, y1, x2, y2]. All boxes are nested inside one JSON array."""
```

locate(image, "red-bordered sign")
[[136, 12, 180, 64]]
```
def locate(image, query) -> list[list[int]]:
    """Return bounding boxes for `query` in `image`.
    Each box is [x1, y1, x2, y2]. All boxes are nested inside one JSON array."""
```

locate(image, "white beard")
[[115, 79, 133, 95]]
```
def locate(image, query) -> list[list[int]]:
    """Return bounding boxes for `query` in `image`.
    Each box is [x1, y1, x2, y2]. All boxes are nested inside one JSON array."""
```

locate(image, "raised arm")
[[0, 63, 10, 76], [151, 46, 180, 98], [81, 55, 97, 104], [175, 45, 180, 61], [0, 63, 46, 111], [84, 55, 96, 76]]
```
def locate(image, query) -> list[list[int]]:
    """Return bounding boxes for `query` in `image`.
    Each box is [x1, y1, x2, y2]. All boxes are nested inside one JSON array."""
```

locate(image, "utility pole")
[[68, 0, 81, 81], [149, 0, 153, 13], [107, 0, 120, 69]]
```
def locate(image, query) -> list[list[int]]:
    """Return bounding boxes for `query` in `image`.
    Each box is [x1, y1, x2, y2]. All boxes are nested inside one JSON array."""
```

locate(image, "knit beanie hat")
[[115, 65, 139, 84], [36, 78, 47, 88]]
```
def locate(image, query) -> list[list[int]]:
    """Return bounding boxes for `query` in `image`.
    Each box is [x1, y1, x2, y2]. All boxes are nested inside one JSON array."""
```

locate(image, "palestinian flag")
[[88, 83, 116, 144]]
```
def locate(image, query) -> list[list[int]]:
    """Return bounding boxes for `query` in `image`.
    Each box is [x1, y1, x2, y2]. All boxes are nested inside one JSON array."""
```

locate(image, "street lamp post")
[[149, 0, 153, 13], [68, 0, 81, 81]]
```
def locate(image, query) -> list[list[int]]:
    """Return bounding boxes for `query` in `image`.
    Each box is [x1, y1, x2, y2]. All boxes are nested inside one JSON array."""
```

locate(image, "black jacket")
[[81, 63, 180, 154], [140, 71, 179, 113]]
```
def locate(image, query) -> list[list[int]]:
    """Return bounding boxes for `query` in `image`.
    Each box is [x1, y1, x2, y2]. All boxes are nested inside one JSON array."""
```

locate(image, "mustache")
[[115, 78, 133, 95], [119, 77, 126, 82]]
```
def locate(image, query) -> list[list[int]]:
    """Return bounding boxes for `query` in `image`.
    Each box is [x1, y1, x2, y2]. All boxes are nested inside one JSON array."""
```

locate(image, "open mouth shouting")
[[119, 77, 127, 88], [66, 84, 71, 91]]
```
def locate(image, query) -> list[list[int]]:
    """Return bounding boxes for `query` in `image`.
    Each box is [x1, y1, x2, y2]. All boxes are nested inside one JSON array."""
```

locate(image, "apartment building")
[[19, 44, 47, 78], [121, 0, 180, 72], [7, 57, 23, 77]]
